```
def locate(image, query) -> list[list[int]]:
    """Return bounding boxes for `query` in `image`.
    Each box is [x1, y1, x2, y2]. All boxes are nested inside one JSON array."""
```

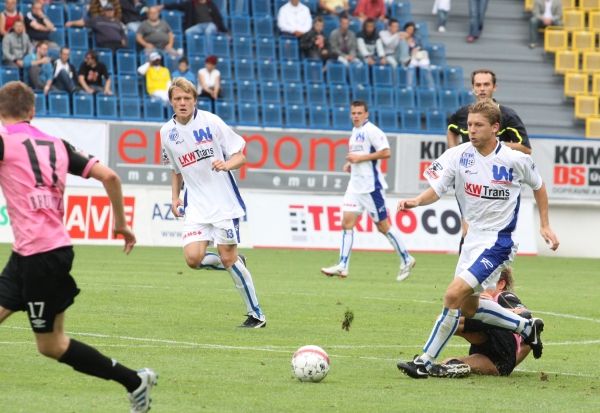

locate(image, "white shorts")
[[455, 228, 518, 294], [342, 189, 388, 223], [182, 218, 241, 247]]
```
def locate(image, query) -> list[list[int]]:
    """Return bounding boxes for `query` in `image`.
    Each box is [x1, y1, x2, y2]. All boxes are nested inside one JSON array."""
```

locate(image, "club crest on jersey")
[[354, 132, 365, 142], [168, 127, 183, 144], [424, 161, 443, 179], [193, 127, 213, 144], [491, 165, 513, 184], [460, 152, 475, 168]]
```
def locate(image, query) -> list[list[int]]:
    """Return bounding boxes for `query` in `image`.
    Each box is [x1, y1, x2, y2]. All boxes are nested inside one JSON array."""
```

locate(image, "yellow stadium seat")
[[564, 72, 589, 97], [592, 72, 600, 94], [544, 27, 568, 53], [575, 94, 599, 119], [585, 116, 600, 138], [563, 8, 586, 31], [571, 31, 596, 52], [562, 0, 577, 6], [524, 0, 533, 11], [555, 50, 580, 73], [582, 50, 600, 72], [589, 10, 600, 32], [579, 0, 600, 12]]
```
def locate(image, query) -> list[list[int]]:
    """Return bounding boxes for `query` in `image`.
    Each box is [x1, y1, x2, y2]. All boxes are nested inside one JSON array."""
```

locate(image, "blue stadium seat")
[[285, 104, 306, 128], [325, 60, 348, 84], [374, 87, 395, 109], [186, 32, 206, 56], [351, 84, 373, 107], [439, 89, 460, 113], [322, 15, 338, 37], [161, 10, 183, 33], [281, 60, 302, 83], [48, 92, 70, 116], [70, 49, 86, 71], [256, 37, 276, 60], [460, 89, 476, 105], [237, 80, 258, 102], [426, 43, 447, 66], [421, 66, 441, 88], [34, 92, 47, 116], [206, 34, 230, 58], [349, 18, 362, 34], [331, 106, 350, 130], [238, 102, 260, 126], [389, 1, 411, 19], [257, 59, 278, 81], [306, 83, 327, 105], [303, 59, 323, 84], [19, 2, 31, 15], [46, 3, 65, 27], [229, 0, 250, 16], [414, 22, 430, 45], [279, 37, 299, 61], [372, 64, 394, 87], [164, 53, 179, 72], [377, 109, 401, 132], [349, 63, 369, 85], [251, 0, 272, 16], [425, 110, 447, 133], [96, 95, 118, 119], [49, 28, 65, 47], [213, 0, 228, 17], [0, 67, 20, 83], [234, 58, 255, 80], [67, 28, 89, 50], [309, 105, 330, 129], [254, 16, 274, 37], [217, 56, 233, 79], [397, 66, 416, 87], [116, 50, 137, 74], [328, 84, 351, 107], [215, 101, 236, 123], [416, 87, 438, 110], [187, 55, 204, 74], [260, 81, 281, 103], [400, 108, 422, 130], [443, 66, 465, 90], [233, 36, 253, 59], [172, 31, 184, 50], [117, 74, 139, 97], [96, 48, 114, 73], [66, 3, 85, 21], [283, 82, 304, 105], [230, 15, 251, 36], [262, 103, 283, 127], [72, 93, 94, 118], [143, 97, 165, 121], [219, 78, 235, 102], [125, 29, 136, 50], [120, 97, 142, 120], [396, 87, 415, 109], [197, 98, 212, 112]]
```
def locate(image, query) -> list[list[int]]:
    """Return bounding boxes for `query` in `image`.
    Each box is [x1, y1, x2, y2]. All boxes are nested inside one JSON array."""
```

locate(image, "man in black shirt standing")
[[447, 69, 531, 155]]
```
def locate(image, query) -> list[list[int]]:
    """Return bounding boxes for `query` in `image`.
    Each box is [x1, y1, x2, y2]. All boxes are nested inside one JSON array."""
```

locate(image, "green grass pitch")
[[0, 244, 599, 413]]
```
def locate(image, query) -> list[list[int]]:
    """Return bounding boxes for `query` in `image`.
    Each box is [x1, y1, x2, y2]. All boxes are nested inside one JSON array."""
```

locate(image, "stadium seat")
[[328, 84, 351, 107], [142, 97, 165, 121], [231, 15, 251, 36], [562, 8, 585, 31], [116, 50, 137, 74], [251, 0, 272, 17], [460, 89, 476, 105], [117, 74, 139, 97], [260, 81, 281, 103], [67, 28, 89, 50], [439, 89, 461, 113], [416, 87, 438, 109], [46, 3, 65, 27], [400, 108, 422, 130], [377, 109, 400, 132], [396, 87, 415, 109], [229, 0, 250, 16], [215, 56, 232, 80], [285, 104, 306, 128], [426, 43, 446, 66], [186, 32, 206, 56], [524, 0, 533, 11], [443, 66, 464, 90], [237, 80, 258, 102], [580, 0, 600, 11], [70, 49, 86, 71], [349, 63, 369, 85], [304, 59, 324, 84], [219, 78, 235, 102], [351, 84, 373, 107], [256, 37, 276, 60], [164, 53, 179, 73], [215, 101, 236, 123], [206, 34, 230, 58], [349, 18, 361, 34], [574, 94, 599, 119], [331, 106, 350, 130], [425, 110, 447, 132], [49, 28, 65, 48], [589, 10, 600, 32], [389, 1, 411, 20], [72, 93, 94, 118], [96, 95, 118, 119], [233, 36, 253, 59], [120, 97, 142, 120], [322, 14, 339, 37], [543, 27, 568, 54], [213, 0, 228, 17], [593, 72, 600, 95], [309, 105, 331, 129], [234, 58, 255, 80], [326, 60, 348, 84], [585, 116, 600, 138], [279, 37, 300, 61], [262, 103, 283, 127], [564, 72, 589, 98], [582, 51, 600, 73], [34, 92, 47, 116], [554, 50, 579, 74], [254, 15, 274, 37], [283, 82, 304, 105], [374, 87, 395, 109], [372, 64, 394, 87], [187, 55, 204, 74], [257, 59, 278, 81], [238, 102, 260, 126], [0, 67, 20, 83], [161, 10, 183, 33], [281, 60, 302, 83], [397, 66, 416, 87], [48, 92, 70, 116], [66, 3, 85, 21], [572, 31, 595, 53], [307, 83, 327, 105], [96, 48, 114, 74], [197, 98, 212, 112], [414, 21, 429, 44]]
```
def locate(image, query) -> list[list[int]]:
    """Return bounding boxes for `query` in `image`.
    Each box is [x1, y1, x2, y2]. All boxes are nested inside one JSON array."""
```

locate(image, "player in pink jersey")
[[0, 81, 156, 413]]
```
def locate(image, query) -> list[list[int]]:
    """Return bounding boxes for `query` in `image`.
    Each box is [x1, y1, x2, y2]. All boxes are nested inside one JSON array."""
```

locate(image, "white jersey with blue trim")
[[424, 141, 543, 232], [347, 120, 390, 194], [160, 109, 246, 223]]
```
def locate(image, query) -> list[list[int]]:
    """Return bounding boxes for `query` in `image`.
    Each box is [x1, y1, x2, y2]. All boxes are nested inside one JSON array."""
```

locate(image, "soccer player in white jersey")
[[160, 77, 266, 328], [396, 100, 559, 379], [321, 100, 415, 281]]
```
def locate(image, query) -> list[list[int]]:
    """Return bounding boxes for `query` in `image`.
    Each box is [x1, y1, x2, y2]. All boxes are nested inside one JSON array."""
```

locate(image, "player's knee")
[[220, 255, 236, 268], [36, 341, 66, 359], [443, 290, 463, 309], [184, 252, 205, 268]]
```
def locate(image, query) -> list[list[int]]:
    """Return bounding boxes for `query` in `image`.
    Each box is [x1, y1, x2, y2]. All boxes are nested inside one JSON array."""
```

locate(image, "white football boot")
[[321, 263, 349, 278], [396, 255, 416, 282], [128, 368, 158, 413]]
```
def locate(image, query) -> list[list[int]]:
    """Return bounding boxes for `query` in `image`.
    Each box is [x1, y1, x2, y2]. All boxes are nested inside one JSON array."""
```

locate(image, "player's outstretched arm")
[[533, 183, 559, 251], [89, 163, 136, 254], [212, 151, 245, 172], [397, 187, 440, 211]]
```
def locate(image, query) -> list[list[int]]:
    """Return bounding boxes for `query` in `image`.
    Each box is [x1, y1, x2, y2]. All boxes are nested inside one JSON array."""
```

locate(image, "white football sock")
[[472, 299, 530, 335], [338, 229, 353, 268], [385, 228, 411, 264], [226, 259, 264, 320], [422, 307, 461, 362], [197, 252, 225, 270]]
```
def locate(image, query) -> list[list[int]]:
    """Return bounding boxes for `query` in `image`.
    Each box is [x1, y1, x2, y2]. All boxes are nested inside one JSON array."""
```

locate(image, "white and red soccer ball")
[[291, 345, 330, 382]]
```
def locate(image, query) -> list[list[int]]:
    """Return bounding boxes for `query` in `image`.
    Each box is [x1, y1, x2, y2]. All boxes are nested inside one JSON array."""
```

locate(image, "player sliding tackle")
[[396, 100, 559, 379]]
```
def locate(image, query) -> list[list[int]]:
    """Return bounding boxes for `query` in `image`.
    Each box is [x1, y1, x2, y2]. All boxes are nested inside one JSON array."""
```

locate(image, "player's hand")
[[113, 226, 136, 255], [172, 198, 183, 217], [346, 153, 362, 163], [540, 226, 559, 251], [212, 159, 228, 171], [397, 198, 419, 211], [342, 162, 351, 173]]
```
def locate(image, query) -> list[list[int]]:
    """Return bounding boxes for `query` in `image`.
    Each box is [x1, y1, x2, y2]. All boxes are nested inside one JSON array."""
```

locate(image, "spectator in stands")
[[378, 18, 409, 68], [300, 16, 332, 61], [529, 0, 562, 49], [24, 40, 53, 92], [2, 20, 32, 68], [0, 0, 23, 38], [89, 0, 122, 21], [159, 0, 227, 36], [329, 14, 359, 66], [24, 0, 58, 50], [48, 47, 78, 94], [357, 18, 385, 65], [137, 51, 171, 104], [136, 6, 179, 57], [87, 4, 127, 51], [353, 0, 386, 23], [403, 21, 434, 88], [467, 0, 489, 43], [120, 0, 146, 34], [172, 56, 196, 85], [197, 55, 220, 110], [432, 0, 451, 32], [78, 49, 113, 95], [319, 0, 349, 16], [277, 0, 312, 38]]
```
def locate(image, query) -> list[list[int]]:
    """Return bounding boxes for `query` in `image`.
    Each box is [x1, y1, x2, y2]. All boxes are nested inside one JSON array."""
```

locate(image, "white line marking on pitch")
[[533, 310, 600, 324]]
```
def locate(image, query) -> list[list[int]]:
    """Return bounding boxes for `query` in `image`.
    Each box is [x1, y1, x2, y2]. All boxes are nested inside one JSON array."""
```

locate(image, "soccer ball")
[[291, 345, 330, 382]]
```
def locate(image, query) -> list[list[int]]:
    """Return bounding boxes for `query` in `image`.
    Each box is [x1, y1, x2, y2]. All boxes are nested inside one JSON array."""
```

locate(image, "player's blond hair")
[[168, 77, 198, 101], [0, 81, 35, 120], [468, 99, 501, 126]]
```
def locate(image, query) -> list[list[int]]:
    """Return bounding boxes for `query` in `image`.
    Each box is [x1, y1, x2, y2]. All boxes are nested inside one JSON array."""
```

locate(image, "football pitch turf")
[[0, 244, 599, 413]]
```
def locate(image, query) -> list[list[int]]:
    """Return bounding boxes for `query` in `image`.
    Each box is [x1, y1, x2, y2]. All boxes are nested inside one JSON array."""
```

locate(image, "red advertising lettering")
[[65, 195, 135, 239], [241, 134, 268, 179], [274, 136, 302, 170], [309, 137, 348, 171], [419, 161, 431, 181], [553, 166, 586, 186], [307, 205, 324, 230], [394, 210, 417, 233], [327, 206, 342, 231], [118, 129, 148, 164]]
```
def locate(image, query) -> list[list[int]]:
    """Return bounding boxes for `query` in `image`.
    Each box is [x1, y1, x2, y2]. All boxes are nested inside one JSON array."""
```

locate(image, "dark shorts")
[[0, 247, 80, 333], [469, 329, 518, 376]]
